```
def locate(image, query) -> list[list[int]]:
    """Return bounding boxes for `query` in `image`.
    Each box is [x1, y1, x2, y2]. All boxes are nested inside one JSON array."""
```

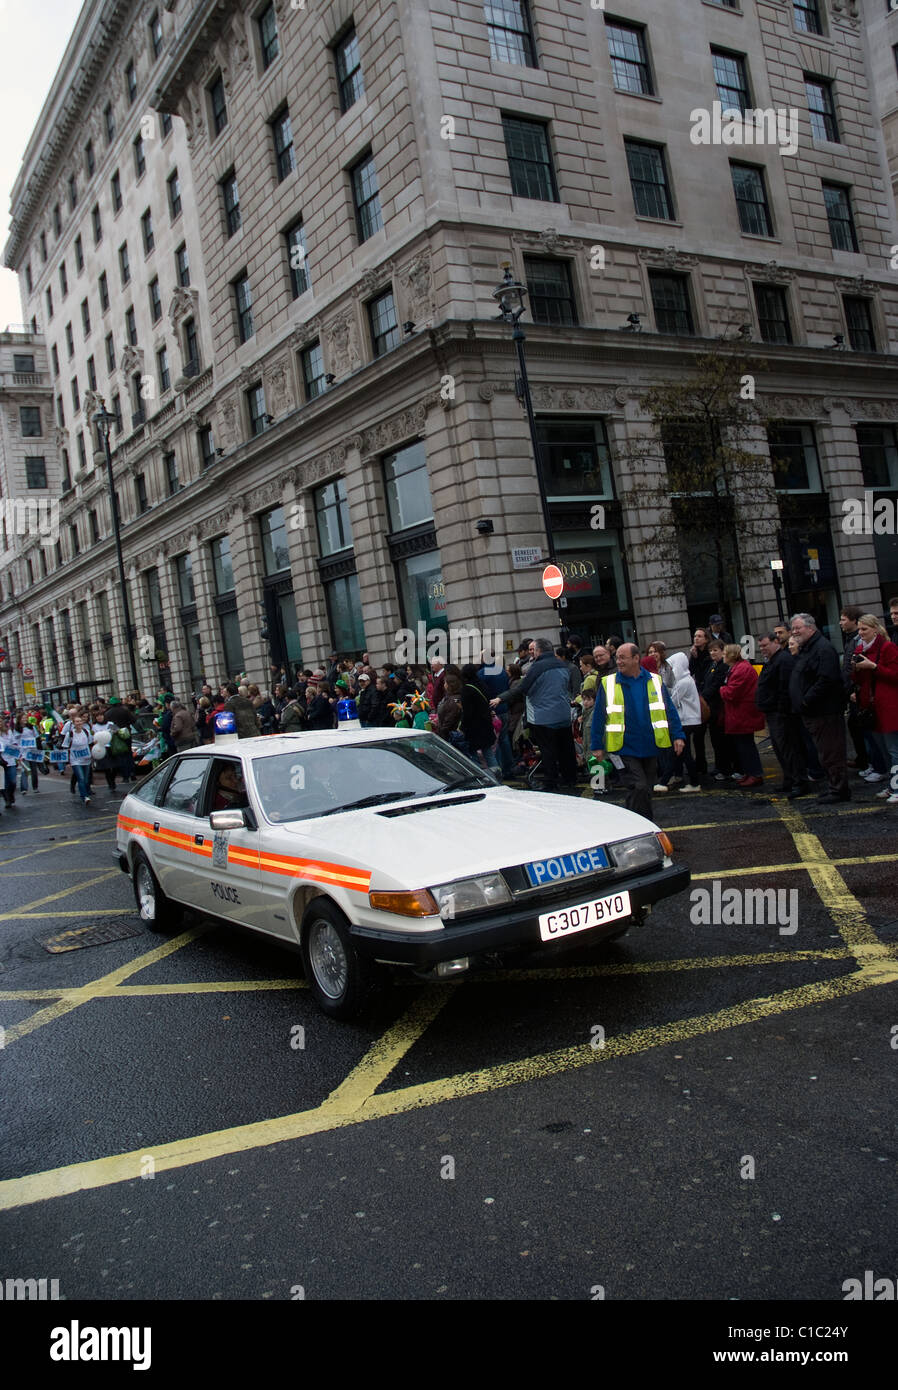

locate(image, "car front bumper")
[[350, 862, 690, 965]]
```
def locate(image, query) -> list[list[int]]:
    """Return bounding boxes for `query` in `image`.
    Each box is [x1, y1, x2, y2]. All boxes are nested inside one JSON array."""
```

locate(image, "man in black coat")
[[756, 633, 807, 798], [789, 614, 850, 803]]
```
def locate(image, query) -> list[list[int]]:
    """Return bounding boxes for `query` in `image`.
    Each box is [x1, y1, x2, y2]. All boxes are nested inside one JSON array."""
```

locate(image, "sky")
[[0, 0, 85, 329]]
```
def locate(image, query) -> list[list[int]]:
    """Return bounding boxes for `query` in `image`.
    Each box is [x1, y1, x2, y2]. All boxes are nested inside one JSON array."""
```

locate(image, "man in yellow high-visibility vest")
[[591, 643, 685, 819]]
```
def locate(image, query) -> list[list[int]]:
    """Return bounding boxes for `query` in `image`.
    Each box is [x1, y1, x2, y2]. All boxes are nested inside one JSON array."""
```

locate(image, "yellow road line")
[[0, 962, 889, 1213], [0, 837, 116, 866], [0, 871, 120, 920], [690, 854, 895, 880], [321, 988, 456, 1116], [7, 910, 137, 919], [775, 803, 881, 948], [1, 923, 211, 1045], [0, 979, 308, 1001], [668, 805, 881, 833], [0, 868, 116, 876], [0, 816, 117, 836]]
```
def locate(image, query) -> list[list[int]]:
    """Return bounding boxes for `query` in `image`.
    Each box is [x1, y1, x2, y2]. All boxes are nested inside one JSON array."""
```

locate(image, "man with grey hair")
[[490, 637, 577, 791], [788, 613, 850, 803], [590, 642, 685, 819]]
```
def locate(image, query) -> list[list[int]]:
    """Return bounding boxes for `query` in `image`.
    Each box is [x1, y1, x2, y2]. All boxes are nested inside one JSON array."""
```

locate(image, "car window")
[[130, 764, 170, 806], [160, 758, 208, 816], [206, 758, 250, 815]]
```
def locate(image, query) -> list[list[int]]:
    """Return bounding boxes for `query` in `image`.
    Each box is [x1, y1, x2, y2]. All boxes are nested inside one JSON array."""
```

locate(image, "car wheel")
[[300, 899, 375, 1020], [132, 850, 183, 934]]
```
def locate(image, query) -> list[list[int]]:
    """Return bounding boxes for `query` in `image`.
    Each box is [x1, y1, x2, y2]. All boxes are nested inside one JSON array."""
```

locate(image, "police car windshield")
[[251, 736, 495, 822]]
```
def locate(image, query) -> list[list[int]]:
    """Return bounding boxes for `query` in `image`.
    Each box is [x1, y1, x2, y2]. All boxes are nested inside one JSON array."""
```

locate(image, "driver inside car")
[[211, 764, 249, 812]]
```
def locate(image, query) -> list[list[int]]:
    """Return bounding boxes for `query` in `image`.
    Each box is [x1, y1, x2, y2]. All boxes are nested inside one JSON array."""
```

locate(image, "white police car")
[[115, 727, 689, 1018]]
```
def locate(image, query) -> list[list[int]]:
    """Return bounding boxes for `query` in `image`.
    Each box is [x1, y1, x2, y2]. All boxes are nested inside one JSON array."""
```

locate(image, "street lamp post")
[[492, 266, 556, 572], [93, 405, 140, 692], [770, 557, 786, 624]]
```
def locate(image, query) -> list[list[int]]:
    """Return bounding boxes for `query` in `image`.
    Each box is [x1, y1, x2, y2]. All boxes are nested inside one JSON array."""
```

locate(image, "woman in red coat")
[[720, 643, 766, 786], [850, 615, 898, 802]]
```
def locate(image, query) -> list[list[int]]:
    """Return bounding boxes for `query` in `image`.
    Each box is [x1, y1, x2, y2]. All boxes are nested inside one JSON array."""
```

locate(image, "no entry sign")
[[542, 564, 564, 600]]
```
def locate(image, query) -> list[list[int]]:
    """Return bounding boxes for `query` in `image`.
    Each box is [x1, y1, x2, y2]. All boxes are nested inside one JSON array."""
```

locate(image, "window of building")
[[53, 203, 62, 237], [126, 59, 138, 103], [81, 297, 91, 337], [99, 270, 109, 311], [234, 273, 254, 343], [624, 139, 674, 219], [209, 74, 228, 136], [87, 354, 97, 390], [247, 382, 267, 436], [46, 286, 54, 319], [61, 449, 72, 492], [56, 395, 65, 427], [767, 423, 822, 491], [161, 111, 172, 138], [141, 207, 155, 254], [20, 406, 42, 436], [105, 332, 116, 371], [368, 289, 399, 356], [523, 256, 577, 325], [74, 234, 84, 272], [259, 506, 290, 574], [91, 204, 102, 244], [174, 552, 195, 606], [301, 341, 325, 400], [111, 391, 122, 433], [68, 173, 78, 210], [535, 419, 615, 500], [606, 21, 653, 95], [119, 241, 131, 285], [844, 296, 876, 351], [51, 343, 59, 375], [88, 509, 100, 543], [221, 170, 241, 236], [731, 162, 773, 236], [753, 283, 792, 343], [315, 478, 353, 555], [806, 77, 839, 142], [71, 376, 80, 412], [258, 3, 279, 69], [59, 262, 68, 297], [40, 230, 47, 261], [350, 153, 382, 241], [198, 423, 215, 468], [14, 352, 35, 373], [502, 115, 559, 201], [65, 321, 74, 356], [384, 438, 433, 531], [126, 305, 137, 345], [167, 169, 181, 220], [149, 277, 162, 323], [486, 0, 537, 66], [24, 262, 33, 294], [175, 241, 190, 287], [76, 431, 87, 470], [793, 0, 822, 35], [285, 221, 309, 298], [104, 103, 115, 144], [133, 134, 146, 179], [712, 49, 750, 114], [157, 344, 171, 391], [110, 169, 122, 214], [26, 457, 48, 489], [149, 8, 163, 59], [335, 25, 365, 112], [182, 318, 199, 374], [271, 107, 295, 180], [856, 425, 898, 489], [211, 535, 235, 592], [649, 270, 695, 334], [136, 473, 149, 512], [85, 138, 95, 177], [164, 450, 179, 494], [823, 182, 858, 252]]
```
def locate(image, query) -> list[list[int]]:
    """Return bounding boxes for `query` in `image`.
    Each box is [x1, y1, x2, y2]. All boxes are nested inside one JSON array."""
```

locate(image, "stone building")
[[2, 0, 898, 702]]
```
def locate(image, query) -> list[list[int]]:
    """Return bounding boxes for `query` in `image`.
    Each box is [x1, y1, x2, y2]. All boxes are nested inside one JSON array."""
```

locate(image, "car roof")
[[178, 728, 425, 758]]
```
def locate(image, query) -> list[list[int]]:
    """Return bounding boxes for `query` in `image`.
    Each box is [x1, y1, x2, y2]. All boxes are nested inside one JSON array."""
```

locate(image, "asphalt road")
[[0, 760, 896, 1312]]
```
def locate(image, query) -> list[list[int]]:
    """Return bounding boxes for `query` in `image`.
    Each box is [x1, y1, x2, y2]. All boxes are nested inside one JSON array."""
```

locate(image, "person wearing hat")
[[708, 614, 733, 644], [356, 672, 378, 726]]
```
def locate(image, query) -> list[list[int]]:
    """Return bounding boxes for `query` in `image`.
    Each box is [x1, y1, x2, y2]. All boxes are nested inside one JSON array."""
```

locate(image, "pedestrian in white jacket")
[[666, 651, 703, 791]]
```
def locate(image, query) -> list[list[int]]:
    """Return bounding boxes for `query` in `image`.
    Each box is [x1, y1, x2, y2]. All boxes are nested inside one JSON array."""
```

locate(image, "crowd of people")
[[2, 597, 896, 820]]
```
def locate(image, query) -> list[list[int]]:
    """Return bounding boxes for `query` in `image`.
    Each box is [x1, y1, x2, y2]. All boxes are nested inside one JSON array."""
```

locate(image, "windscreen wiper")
[[316, 791, 420, 816]]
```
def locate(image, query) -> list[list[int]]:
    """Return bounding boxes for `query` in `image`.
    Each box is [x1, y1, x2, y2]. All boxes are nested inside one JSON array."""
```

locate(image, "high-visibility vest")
[[602, 672, 672, 752]]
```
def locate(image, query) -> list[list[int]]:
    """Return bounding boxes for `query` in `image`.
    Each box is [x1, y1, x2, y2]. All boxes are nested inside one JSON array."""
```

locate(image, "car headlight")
[[429, 872, 512, 917], [608, 834, 664, 873]]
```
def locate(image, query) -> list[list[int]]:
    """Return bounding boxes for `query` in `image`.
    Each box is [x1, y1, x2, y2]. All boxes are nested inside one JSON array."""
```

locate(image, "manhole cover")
[[36, 919, 144, 953]]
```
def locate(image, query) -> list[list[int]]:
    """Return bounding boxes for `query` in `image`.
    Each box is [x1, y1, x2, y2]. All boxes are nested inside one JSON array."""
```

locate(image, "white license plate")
[[538, 889, 632, 943]]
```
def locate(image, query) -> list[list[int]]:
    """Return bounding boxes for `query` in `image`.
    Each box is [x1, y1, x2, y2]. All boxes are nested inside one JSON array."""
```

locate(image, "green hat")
[[108, 696, 121, 704]]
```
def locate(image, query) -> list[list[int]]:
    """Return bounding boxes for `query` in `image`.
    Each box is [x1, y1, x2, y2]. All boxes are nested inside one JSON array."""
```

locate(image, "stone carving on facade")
[[356, 262, 394, 302], [290, 317, 322, 354], [529, 384, 620, 412], [835, 274, 875, 296], [514, 228, 581, 254], [178, 89, 205, 149], [120, 345, 143, 376], [227, 15, 251, 74], [327, 311, 362, 378], [169, 285, 199, 331], [761, 394, 824, 418], [398, 253, 436, 323], [217, 395, 239, 448], [265, 358, 293, 418], [746, 260, 794, 283], [360, 404, 427, 458], [830, 0, 860, 25], [638, 245, 699, 270], [246, 480, 283, 513], [82, 390, 104, 424]]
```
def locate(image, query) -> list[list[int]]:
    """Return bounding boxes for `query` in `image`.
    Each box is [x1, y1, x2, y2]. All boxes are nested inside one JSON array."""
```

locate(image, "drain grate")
[[36, 918, 144, 953]]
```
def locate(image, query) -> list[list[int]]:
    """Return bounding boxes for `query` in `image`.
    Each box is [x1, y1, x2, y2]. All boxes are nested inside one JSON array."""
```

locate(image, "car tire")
[[300, 898, 375, 1020], [132, 850, 184, 934]]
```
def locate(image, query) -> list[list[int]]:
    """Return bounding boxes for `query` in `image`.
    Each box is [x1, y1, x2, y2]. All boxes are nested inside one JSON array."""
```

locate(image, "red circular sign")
[[22, 668, 33, 677], [542, 564, 564, 600]]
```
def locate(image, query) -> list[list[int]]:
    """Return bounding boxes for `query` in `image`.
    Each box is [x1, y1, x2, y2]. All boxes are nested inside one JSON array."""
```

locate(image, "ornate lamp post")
[[93, 404, 139, 691]]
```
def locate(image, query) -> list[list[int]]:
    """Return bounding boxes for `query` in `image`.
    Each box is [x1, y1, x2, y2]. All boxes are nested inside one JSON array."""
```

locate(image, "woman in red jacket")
[[850, 615, 898, 803], [720, 643, 766, 787]]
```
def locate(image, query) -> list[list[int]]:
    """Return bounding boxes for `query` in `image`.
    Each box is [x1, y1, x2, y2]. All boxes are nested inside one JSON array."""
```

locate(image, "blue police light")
[[214, 710, 237, 741], [336, 697, 361, 730]]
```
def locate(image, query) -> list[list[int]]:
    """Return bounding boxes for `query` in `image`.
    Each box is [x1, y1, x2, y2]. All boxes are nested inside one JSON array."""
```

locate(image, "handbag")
[[699, 694, 712, 723]]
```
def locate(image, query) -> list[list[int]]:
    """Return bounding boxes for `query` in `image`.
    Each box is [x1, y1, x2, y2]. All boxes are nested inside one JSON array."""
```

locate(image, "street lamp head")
[[92, 405, 115, 436], [492, 266, 527, 323], [770, 558, 784, 571]]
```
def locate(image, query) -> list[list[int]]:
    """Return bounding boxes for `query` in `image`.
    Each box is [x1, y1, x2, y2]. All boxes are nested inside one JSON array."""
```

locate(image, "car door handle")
[[153, 821, 160, 832], [194, 833, 205, 845]]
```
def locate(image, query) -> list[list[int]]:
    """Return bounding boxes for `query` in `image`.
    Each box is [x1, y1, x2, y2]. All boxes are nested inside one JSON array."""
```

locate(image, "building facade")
[[2, 0, 898, 703]]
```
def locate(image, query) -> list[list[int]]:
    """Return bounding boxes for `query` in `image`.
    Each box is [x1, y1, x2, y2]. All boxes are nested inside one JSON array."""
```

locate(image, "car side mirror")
[[210, 809, 247, 830]]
